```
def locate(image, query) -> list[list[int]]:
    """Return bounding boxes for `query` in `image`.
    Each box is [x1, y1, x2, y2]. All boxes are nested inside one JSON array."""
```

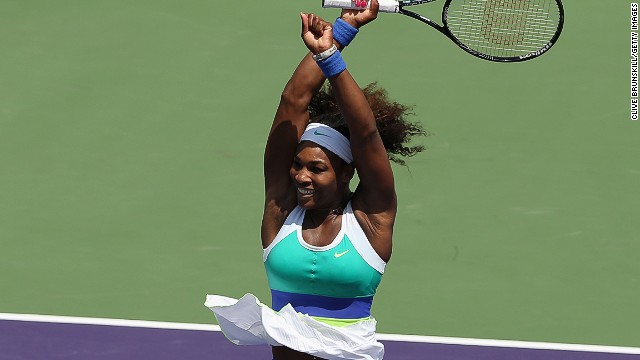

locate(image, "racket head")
[[442, 0, 564, 62]]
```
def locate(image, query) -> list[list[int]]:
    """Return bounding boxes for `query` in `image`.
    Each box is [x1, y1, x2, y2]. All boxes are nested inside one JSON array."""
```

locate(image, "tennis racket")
[[322, 0, 564, 62]]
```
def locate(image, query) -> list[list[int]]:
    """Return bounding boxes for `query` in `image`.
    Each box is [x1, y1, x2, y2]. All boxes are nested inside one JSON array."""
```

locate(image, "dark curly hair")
[[308, 82, 428, 166]]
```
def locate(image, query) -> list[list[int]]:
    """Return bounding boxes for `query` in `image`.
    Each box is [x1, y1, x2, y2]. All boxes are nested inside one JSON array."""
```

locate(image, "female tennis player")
[[206, 2, 425, 359]]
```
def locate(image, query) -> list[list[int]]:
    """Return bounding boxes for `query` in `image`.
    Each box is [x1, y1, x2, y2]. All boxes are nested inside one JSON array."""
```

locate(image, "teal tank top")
[[263, 202, 386, 321]]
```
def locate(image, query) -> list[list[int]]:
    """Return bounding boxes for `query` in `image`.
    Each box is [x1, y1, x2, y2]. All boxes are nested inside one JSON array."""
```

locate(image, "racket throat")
[[399, 8, 451, 39]]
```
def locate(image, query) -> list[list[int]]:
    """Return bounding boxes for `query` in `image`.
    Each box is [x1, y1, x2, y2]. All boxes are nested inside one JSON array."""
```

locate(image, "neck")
[[305, 189, 351, 227]]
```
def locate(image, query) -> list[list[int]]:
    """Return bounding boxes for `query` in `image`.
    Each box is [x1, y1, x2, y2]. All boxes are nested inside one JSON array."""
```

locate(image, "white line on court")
[[0, 312, 220, 332], [1, 312, 639, 355]]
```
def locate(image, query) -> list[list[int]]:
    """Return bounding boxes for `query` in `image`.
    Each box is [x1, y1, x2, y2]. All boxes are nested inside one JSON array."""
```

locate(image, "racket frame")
[[398, 0, 565, 62]]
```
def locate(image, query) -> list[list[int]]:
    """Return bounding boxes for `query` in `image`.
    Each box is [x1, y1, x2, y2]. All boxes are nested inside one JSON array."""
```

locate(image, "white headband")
[[299, 123, 353, 164]]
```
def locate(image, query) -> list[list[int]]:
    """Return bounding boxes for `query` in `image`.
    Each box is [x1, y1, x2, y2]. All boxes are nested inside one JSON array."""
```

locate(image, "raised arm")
[[299, 9, 394, 213], [262, 6, 380, 247], [299, 7, 395, 260], [328, 71, 396, 213], [263, 50, 324, 208]]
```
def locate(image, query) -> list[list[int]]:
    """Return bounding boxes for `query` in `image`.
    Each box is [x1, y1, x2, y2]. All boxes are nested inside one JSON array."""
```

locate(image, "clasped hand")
[[300, 0, 380, 55]]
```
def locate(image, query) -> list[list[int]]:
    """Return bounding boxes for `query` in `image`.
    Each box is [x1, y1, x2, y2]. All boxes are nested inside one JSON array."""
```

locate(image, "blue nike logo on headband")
[[314, 130, 330, 137]]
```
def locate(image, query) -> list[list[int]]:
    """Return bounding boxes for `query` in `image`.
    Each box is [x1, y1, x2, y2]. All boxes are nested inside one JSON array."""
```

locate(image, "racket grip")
[[322, 0, 399, 13]]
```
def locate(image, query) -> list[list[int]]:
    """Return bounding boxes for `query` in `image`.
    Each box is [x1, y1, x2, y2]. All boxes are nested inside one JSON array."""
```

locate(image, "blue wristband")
[[316, 50, 347, 78], [333, 18, 359, 47]]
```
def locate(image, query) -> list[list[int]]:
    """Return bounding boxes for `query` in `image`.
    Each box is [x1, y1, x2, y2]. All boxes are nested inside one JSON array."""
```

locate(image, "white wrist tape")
[[312, 44, 338, 62]]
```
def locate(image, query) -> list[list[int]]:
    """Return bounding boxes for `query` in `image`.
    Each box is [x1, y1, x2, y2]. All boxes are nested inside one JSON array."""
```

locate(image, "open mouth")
[[297, 187, 315, 196]]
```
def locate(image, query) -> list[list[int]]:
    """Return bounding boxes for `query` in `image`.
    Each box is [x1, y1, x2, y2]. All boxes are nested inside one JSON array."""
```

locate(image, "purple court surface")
[[1, 318, 639, 360]]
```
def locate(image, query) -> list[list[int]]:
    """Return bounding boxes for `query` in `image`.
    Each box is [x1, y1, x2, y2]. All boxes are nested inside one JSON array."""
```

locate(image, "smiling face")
[[290, 141, 354, 210]]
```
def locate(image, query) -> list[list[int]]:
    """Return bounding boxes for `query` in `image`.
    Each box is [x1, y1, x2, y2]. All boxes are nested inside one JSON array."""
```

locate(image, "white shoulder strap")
[[263, 206, 305, 262], [343, 202, 387, 274]]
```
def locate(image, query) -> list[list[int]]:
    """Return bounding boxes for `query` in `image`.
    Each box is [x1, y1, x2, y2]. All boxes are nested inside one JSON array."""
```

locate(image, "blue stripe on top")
[[271, 289, 373, 319]]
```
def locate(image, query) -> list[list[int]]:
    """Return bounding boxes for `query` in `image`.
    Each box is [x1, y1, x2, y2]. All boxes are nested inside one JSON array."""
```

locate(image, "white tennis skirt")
[[204, 293, 384, 360]]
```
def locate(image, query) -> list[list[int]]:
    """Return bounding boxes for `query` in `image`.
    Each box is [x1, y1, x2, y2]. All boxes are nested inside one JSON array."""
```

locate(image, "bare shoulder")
[[261, 191, 297, 249]]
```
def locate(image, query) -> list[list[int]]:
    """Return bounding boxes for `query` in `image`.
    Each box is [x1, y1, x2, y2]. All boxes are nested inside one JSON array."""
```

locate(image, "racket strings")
[[481, 0, 528, 45], [446, 0, 561, 58]]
